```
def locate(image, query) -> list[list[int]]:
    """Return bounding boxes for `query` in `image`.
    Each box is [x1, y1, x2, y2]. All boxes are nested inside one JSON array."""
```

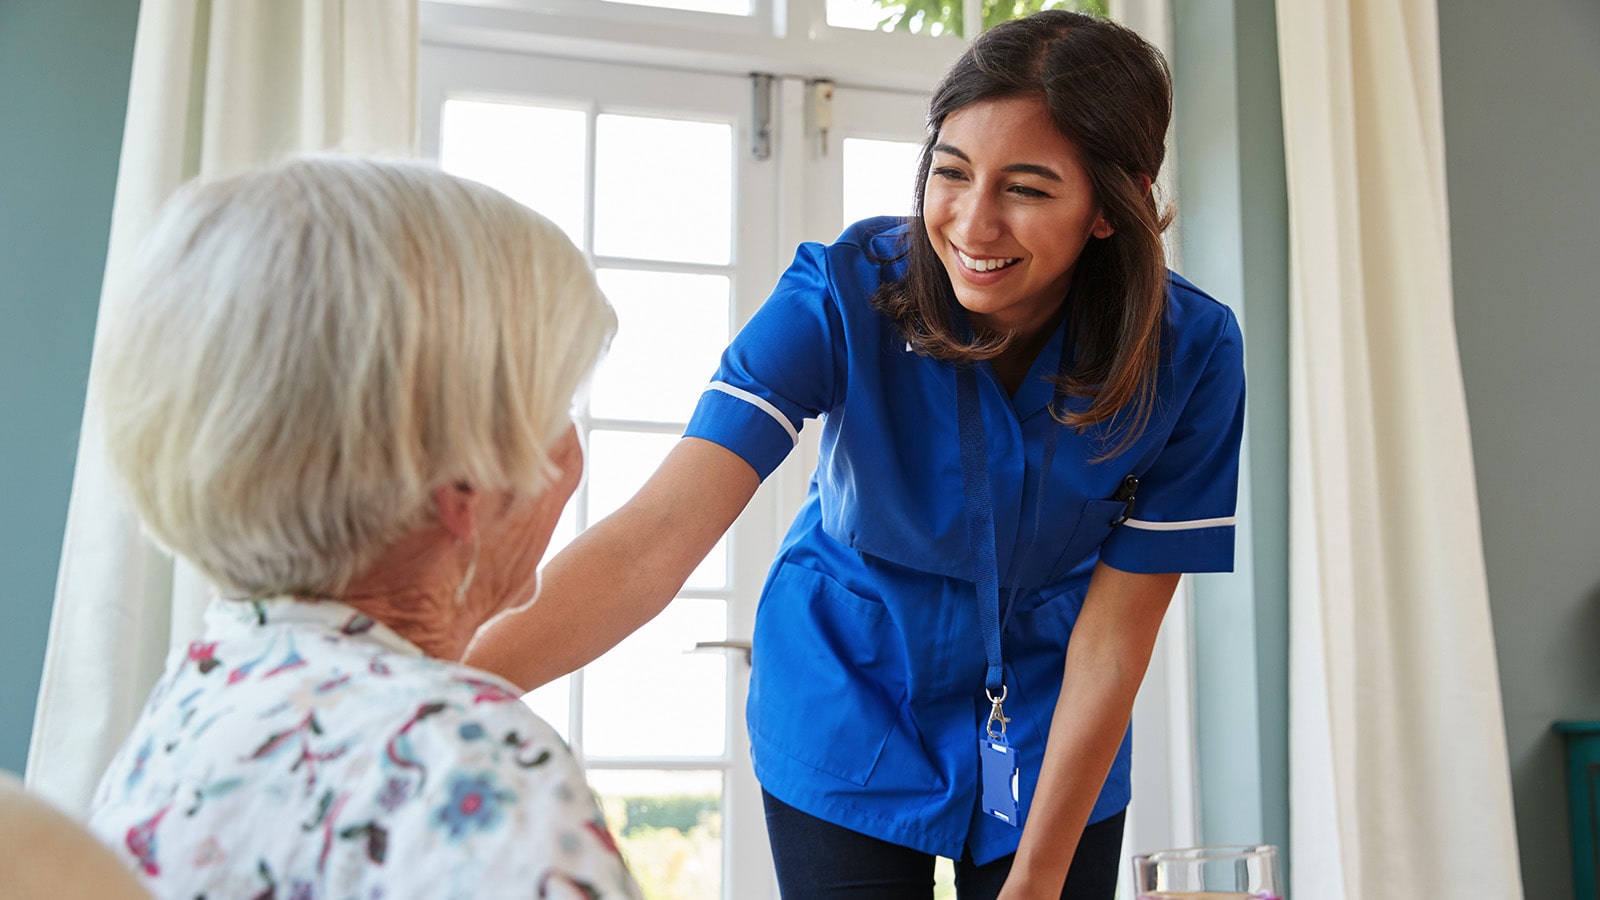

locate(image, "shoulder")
[[279, 652, 572, 780], [4, 773, 153, 898], [401, 683, 583, 817], [387, 659, 564, 744], [799, 216, 912, 287], [385, 665, 640, 896], [836, 215, 913, 254], [1166, 271, 1238, 335], [1164, 271, 1243, 368], [767, 218, 909, 329]]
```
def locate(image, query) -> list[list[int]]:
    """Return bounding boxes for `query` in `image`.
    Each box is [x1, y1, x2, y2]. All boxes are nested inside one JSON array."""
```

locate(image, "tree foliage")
[[599, 795, 721, 900], [872, 0, 1108, 37], [615, 793, 719, 836]]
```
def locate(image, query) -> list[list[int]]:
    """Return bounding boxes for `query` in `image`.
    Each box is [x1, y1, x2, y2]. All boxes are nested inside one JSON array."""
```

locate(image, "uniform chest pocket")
[[1045, 499, 1133, 583]]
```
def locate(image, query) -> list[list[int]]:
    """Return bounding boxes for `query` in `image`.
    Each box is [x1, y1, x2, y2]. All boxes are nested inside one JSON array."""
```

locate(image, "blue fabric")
[[955, 363, 1005, 695], [684, 217, 1247, 864]]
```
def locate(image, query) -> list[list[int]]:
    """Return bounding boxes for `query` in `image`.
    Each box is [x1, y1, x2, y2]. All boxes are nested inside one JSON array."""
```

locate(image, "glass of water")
[[1130, 844, 1282, 900]]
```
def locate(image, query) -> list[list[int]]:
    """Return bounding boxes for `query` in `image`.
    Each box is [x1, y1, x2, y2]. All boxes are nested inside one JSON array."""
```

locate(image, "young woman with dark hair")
[[878, 10, 1176, 460], [470, 11, 1246, 899]]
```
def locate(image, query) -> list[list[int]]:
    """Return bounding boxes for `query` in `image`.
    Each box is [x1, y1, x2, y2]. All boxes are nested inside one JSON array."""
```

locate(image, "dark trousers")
[[762, 789, 1125, 900]]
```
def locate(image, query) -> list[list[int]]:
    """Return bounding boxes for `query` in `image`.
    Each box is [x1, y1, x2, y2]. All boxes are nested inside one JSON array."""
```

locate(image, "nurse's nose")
[[953, 187, 1004, 247]]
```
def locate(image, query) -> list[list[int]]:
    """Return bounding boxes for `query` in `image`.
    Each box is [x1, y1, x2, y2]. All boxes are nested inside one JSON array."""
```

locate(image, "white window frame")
[[420, 0, 964, 91]]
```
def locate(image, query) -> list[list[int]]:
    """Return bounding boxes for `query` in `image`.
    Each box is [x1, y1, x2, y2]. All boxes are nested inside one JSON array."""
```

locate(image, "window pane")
[[935, 857, 957, 900], [843, 138, 923, 229], [827, 0, 956, 35], [585, 430, 728, 588], [987, 0, 1108, 26], [602, 0, 749, 12], [439, 100, 587, 246], [828, 0, 1107, 35], [589, 770, 723, 900], [522, 497, 580, 739], [583, 598, 728, 757], [591, 270, 730, 424], [586, 430, 677, 518], [595, 115, 732, 265], [541, 495, 578, 565], [521, 676, 571, 743]]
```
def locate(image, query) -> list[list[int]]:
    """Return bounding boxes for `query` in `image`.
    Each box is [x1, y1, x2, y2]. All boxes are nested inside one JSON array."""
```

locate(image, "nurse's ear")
[[1094, 173, 1155, 239]]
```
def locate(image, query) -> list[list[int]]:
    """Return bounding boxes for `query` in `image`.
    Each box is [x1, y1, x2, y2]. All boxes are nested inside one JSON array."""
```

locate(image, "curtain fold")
[[27, 0, 417, 815], [1276, 1, 1523, 898]]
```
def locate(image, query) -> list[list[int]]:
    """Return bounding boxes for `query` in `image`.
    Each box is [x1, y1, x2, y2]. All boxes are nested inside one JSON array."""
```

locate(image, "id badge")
[[979, 733, 1021, 826]]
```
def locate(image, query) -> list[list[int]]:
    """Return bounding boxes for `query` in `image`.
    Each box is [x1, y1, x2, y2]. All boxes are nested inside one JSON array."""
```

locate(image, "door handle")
[[692, 639, 753, 666]]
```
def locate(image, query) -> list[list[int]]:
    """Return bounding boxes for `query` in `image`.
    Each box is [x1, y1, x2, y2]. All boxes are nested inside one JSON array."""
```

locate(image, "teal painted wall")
[[1437, 1, 1600, 896], [0, 0, 141, 774], [1170, 0, 1291, 867]]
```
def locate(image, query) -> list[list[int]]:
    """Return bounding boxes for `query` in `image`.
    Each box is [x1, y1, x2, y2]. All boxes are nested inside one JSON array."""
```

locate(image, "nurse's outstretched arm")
[[1000, 561, 1181, 900], [465, 437, 761, 692]]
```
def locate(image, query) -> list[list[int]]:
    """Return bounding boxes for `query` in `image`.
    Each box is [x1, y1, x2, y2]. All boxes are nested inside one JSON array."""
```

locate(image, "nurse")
[[468, 10, 1244, 900]]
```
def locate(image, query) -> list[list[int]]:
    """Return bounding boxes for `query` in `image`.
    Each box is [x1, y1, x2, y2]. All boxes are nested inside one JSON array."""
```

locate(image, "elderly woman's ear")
[[432, 482, 480, 543]]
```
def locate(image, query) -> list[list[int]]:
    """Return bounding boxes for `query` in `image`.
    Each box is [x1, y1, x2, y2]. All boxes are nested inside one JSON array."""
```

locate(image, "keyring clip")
[[1109, 475, 1140, 527], [985, 685, 1010, 740]]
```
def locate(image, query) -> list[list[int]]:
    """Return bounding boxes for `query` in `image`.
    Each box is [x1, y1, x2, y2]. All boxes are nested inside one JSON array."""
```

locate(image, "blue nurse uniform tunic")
[[684, 217, 1246, 865]]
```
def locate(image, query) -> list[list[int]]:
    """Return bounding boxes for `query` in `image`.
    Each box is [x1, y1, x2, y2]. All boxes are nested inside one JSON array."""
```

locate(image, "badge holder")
[[957, 337, 1075, 833], [979, 686, 1021, 826]]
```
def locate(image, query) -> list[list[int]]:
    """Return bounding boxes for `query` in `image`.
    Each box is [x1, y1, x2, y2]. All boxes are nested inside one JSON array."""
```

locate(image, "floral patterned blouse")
[[88, 597, 642, 900]]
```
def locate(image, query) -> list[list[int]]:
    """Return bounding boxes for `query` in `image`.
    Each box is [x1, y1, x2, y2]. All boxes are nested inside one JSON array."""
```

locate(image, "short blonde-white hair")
[[97, 155, 616, 597]]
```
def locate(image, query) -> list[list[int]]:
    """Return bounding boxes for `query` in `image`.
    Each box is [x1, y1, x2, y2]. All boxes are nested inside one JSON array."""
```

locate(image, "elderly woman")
[[84, 157, 639, 899]]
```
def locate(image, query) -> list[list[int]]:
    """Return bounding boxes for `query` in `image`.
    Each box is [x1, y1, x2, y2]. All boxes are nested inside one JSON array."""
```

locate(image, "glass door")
[[805, 82, 929, 236], [421, 47, 784, 900], [769, 78, 931, 489]]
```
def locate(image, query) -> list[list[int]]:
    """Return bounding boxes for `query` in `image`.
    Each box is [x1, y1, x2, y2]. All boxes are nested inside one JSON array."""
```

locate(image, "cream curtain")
[[27, 0, 417, 814], [1276, 1, 1523, 897]]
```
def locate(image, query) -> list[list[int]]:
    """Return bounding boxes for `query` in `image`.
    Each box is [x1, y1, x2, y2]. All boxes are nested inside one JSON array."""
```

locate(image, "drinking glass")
[[1130, 844, 1282, 900]]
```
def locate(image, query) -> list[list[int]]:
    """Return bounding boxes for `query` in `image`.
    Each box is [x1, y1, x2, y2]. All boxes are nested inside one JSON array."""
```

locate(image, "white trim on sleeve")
[[705, 382, 800, 445], [1123, 515, 1236, 532]]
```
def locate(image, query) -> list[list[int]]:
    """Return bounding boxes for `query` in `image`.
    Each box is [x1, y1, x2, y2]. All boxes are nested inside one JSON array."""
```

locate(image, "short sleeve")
[[684, 242, 846, 480], [1098, 306, 1246, 574]]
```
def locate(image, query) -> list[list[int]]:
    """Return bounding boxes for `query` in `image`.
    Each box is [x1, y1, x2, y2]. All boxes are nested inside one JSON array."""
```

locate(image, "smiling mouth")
[[955, 249, 1020, 273]]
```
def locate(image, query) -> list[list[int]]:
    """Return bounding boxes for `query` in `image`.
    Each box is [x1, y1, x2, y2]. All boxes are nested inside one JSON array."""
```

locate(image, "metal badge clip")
[[986, 685, 1010, 740]]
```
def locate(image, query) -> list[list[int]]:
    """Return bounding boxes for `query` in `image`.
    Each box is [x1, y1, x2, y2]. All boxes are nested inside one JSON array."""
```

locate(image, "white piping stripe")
[[706, 382, 799, 444], [1123, 515, 1236, 532]]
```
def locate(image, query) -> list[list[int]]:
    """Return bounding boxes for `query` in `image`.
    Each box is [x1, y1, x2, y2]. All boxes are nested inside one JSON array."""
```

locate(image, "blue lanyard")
[[955, 329, 1071, 710]]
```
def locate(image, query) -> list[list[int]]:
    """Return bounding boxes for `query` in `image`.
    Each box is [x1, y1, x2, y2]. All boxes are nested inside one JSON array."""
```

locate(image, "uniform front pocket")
[[747, 564, 907, 786], [1046, 499, 1133, 583]]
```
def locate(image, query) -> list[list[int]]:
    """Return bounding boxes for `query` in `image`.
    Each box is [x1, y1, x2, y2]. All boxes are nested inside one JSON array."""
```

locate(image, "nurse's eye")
[[931, 167, 968, 182], [1008, 183, 1051, 199]]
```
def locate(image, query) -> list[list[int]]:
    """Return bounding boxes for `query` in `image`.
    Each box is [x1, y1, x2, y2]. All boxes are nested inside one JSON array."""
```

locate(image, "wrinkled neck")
[[334, 528, 482, 661]]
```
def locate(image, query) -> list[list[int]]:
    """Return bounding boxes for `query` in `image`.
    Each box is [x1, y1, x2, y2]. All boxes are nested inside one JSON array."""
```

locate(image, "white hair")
[[97, 155, 616, 597]]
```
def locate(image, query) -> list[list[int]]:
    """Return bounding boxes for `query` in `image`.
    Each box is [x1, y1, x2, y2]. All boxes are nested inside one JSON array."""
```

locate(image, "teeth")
[[957, 250, 1020, 273]]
